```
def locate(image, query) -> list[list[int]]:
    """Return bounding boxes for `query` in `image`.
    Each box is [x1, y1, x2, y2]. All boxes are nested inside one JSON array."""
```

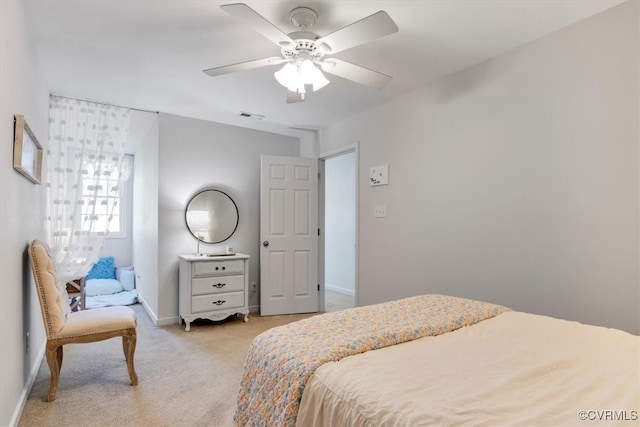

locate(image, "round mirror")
[[185, 189, 239, 244]]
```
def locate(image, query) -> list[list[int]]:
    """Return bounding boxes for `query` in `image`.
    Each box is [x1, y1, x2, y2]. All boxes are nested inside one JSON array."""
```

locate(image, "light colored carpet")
[[19, 304, 314, 427], [324, 288, 354, 312]]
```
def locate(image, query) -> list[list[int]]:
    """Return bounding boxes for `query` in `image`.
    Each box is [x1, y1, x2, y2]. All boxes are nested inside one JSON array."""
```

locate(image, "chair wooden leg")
[[45, 342, 61, 402], [123, 332, 138, 386], [56, 345, 63, 370]]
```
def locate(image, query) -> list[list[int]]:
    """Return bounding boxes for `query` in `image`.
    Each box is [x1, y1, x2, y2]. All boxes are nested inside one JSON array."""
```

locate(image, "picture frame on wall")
[[13, 114, 43, 184]]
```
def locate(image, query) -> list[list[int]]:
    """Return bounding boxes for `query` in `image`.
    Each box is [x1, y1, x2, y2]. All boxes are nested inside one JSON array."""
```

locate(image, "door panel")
[[270, 189, 286, 235], [269, 251, 286, 297], [294, 189, 310, 235], [294, 250, 311, 296], [261, 155, 318, 315]]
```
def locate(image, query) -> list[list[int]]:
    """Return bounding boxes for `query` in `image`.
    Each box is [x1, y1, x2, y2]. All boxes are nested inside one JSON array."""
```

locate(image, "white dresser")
[[178, 254, 250, 331]]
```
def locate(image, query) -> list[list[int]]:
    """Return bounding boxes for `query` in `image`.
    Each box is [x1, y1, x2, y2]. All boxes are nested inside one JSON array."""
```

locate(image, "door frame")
[[318, 142, 359, 311]]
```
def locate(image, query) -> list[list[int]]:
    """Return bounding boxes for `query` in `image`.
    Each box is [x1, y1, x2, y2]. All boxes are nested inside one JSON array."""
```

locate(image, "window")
[[79, 154, 131, 238]]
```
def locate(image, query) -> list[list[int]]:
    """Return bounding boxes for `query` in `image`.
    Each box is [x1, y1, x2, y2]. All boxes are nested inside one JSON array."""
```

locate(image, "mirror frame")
[[184, 189, 239, 244]]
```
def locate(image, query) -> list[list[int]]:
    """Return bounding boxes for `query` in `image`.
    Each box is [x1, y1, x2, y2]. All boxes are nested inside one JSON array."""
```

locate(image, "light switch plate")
[[374, 205, 387, 218], [370, 164, 389, 186]]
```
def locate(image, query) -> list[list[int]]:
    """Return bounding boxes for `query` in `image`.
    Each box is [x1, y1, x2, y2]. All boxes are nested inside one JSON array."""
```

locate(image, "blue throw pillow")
[[120, 269, 135, 291], [86, 256, 115, 280]]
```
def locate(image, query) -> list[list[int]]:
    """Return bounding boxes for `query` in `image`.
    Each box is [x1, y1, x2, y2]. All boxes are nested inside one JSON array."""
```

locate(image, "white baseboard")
[[156, 316, 179, 326], [325, 284, 355, 296], [9, 340, 46, 427], [137, 295, 178, 326], [137, 296, 158, 324]]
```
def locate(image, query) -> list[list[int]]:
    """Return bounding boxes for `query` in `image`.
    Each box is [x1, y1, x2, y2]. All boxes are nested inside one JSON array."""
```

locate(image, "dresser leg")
[[185, 321, 191, 332], [244, 312, 250, 323]]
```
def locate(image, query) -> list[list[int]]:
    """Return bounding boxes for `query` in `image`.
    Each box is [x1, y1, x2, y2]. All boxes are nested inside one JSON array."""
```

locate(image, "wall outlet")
[[251, 282, 257, 293]]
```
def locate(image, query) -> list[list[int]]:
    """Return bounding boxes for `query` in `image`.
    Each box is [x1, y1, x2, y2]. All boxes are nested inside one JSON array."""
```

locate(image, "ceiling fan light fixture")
[[274, 62, 305, 93], [300, 59, 329, 91], [274, 62, 296, 87], [274, 59, 329, 94]]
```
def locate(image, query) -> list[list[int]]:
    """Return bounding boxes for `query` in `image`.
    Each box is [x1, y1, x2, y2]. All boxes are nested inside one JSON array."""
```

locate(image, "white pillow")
[[120, 269, 135, 291], [85, 278, 123, 296]]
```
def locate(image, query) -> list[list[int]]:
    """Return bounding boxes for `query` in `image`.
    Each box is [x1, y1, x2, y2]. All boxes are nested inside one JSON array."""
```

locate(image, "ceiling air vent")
[[239, 111, 265, 120]]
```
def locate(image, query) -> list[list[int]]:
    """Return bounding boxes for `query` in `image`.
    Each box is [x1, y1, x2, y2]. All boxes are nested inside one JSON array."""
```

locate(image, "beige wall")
[[0, 2, 50, 425], [321, 1, 639, 333]]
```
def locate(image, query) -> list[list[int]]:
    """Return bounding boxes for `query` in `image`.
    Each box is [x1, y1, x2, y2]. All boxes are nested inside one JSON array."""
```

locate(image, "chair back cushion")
[[29, 240, 70, 339]]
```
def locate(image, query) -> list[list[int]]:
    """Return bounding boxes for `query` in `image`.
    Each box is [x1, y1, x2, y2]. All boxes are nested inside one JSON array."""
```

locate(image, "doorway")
[[321, 147, 357, 312]]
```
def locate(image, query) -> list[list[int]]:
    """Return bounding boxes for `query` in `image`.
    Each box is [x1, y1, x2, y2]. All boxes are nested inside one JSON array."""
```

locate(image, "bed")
[[234, 294, 639, 426], [82, 256, 139, 309]]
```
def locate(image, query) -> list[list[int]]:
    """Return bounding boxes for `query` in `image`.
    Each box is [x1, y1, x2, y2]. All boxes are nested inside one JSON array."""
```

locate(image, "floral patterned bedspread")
[[234, 294, 511, 426]]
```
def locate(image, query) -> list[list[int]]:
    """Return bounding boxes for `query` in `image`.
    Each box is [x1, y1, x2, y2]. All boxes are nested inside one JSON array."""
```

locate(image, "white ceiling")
[[25, 0, 623, 135]]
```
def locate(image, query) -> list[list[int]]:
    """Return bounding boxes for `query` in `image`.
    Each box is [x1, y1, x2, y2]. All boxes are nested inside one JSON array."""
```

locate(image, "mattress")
[[234, 294, 511, 426], [296, 311, 640, 427]]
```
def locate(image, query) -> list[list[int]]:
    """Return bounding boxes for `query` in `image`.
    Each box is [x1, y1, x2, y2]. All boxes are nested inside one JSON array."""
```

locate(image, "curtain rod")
[[50, 93, 160, 115]]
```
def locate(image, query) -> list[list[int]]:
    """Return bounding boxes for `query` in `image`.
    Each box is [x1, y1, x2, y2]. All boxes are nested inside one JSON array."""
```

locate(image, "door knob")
[[263, 241, 269, 247]]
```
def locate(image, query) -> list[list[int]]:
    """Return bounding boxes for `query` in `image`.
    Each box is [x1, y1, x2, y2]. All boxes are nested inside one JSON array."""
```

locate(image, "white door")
[[260, 155, 319, 315]]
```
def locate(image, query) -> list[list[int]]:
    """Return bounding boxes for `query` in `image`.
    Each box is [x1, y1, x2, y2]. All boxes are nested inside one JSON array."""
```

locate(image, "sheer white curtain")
[[46, 95, 131, 284]]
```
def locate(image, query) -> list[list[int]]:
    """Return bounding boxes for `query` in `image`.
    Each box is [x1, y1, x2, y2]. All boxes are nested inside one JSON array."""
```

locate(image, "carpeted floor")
[[19, 304, 314, 427], [324, 288, 355, 312]]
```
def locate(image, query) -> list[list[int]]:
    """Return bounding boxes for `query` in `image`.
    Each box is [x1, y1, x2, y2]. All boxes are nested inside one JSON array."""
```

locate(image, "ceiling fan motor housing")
[[281, 32, 326, 60], [280, 7, 329, 61]]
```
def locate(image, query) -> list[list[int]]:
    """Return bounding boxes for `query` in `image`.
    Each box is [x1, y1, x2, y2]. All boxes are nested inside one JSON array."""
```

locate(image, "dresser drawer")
[[192, 275, 244, 296], [191, 291, 244, 314], [192, 259, 244, 277], [179, 254, 250, 331]]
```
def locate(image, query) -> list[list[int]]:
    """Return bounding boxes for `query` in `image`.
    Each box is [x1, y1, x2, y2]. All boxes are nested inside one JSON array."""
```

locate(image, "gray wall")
[[157, 113, 299, 323], [0, 2, 50, 425], [131, 111, 160, 323], [321, 1, 639, 333]]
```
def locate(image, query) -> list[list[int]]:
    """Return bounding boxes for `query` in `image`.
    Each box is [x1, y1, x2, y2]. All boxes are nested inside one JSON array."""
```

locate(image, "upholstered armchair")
[[28, 240, 138, 401]]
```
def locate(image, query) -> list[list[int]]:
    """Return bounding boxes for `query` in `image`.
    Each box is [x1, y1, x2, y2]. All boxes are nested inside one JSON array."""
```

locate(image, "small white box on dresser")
[[178, 253, 250, 332]]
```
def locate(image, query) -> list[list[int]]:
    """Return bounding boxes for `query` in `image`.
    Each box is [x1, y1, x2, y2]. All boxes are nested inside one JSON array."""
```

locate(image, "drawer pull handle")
[[212, 300, 226, 306], [212, 283, 226, 288], [215, 267, 219, 271], [222, 266, 226, 270]]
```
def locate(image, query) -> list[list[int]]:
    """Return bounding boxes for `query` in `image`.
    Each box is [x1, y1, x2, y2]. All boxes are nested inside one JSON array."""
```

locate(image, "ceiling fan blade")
[[203, 57, 285, 77], [286, 91, 305, 104], [316, 11, 398, 54], [320, 59, 392, 89], [221, 3, 294, 47]]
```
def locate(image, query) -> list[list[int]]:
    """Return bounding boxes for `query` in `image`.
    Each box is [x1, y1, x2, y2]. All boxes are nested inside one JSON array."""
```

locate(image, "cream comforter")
[[297, 311, 639, 427], [234, 295, 510, 426]]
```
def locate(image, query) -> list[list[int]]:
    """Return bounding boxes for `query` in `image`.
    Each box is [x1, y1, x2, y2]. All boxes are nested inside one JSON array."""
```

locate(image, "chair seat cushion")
[[58, 306, 137, 339]]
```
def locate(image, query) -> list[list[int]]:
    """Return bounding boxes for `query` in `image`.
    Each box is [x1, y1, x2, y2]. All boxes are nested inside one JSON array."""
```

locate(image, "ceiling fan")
[[203, 3, 399, 103]]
